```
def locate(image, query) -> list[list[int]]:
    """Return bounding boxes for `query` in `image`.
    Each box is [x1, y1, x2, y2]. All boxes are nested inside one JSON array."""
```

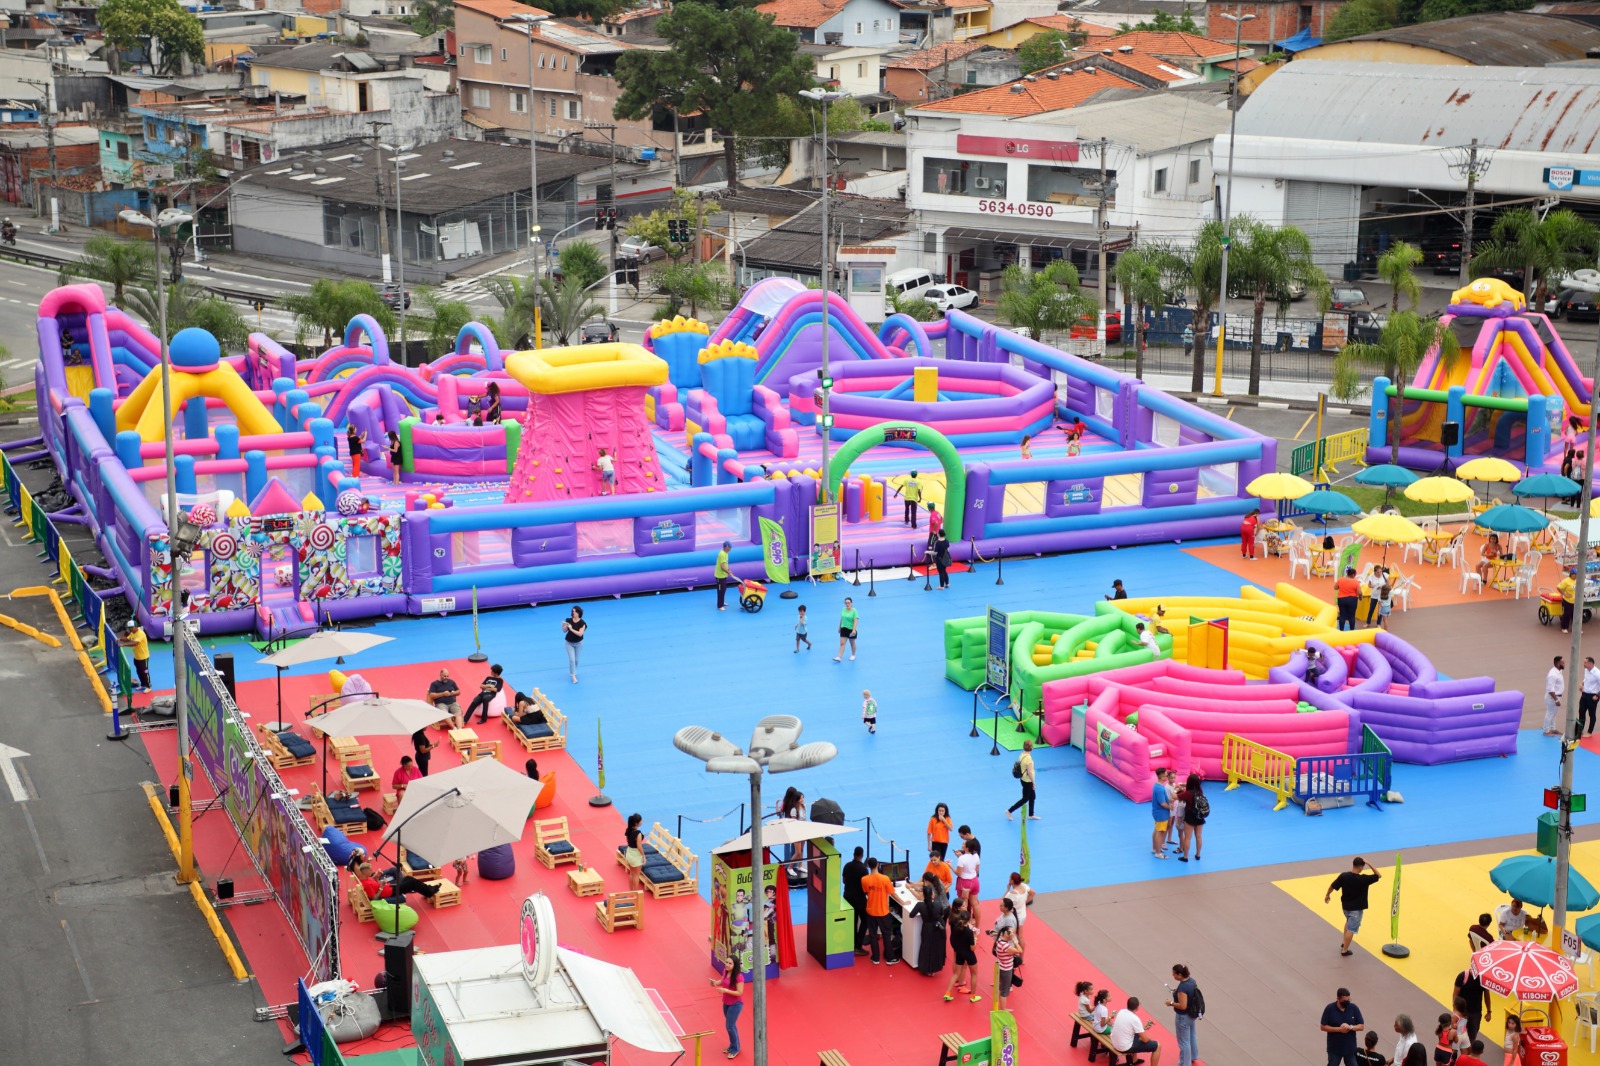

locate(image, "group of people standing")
[[1148, 768, 1210, 862]]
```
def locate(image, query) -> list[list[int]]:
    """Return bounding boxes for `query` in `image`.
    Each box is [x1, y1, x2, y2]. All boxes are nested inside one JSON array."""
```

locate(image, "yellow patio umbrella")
[[1247, 472, 1314, 518], [1591, 496, 1600, 519], [1352, 512, 1425, 566], [1456, 456, 1523, 482], [1403, 475, 1475, 525]]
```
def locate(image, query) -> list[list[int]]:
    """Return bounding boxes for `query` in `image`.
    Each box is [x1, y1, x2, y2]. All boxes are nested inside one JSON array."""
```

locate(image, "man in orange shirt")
[[860, 857, 895, 965], [1335, 567, 1361, 631]]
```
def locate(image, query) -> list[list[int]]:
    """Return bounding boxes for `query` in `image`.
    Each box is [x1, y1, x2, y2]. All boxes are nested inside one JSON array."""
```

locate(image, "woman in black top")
[[346, 424, 365, 477], [943, 903, 981, 1002], [387, 430, 402, 484], [562, 605, 587, 683], [1178, 772, 1207, 862], [912, 873, 948, 976], [623, 812, 646, 891], [484, 382, 502, 424]]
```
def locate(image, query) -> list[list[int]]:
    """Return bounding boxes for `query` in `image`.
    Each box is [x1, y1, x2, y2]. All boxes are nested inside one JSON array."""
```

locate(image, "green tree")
[[742, 94, 875, 172], [540, 277, 606, 346], [1332, 311, 1463, 463], [614, 1, 813, 190], [1018, 28, 1086, 73], [1117, 5, 1201, 33], [653, 261, 735, 320], [1376, 240, 1424, 313], [1322, 0, 1401, 41], [1224, 218, 1331, 395], [624, 188, 706, 264], [412, 287, 475, 356], [1114, 246, 1175, 380], [125, 281, 251, 351], [99, 0, 205, 76], [279, 278, 396, 349], [1415, 0, 1536, 21], [409, 0, 454, 35], [480, 274, 539, 348], [554, 241, 607, 290], [1469, 207, 1600, 306], [75, 235, 154, 305], [535, 0, 626, 18], [888, 289, 940, 323], [995, 261, 1096, 345]]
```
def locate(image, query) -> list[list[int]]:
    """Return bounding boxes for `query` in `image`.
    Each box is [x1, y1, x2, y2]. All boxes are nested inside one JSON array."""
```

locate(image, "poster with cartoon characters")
[[711, 855, 779, 977]]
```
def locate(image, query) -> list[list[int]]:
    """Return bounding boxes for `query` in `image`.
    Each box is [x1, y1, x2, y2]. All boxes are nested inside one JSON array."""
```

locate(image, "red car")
[[1070, 312, 1122, 343]]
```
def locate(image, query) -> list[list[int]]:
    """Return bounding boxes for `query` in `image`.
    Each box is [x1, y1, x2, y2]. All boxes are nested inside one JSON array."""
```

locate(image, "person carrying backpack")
[[1166, 962, 1204, 1066], [1178, 772, 1209, 861]]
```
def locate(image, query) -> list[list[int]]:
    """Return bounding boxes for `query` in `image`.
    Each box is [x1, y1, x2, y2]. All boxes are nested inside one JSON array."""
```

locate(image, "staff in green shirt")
[[834, 596, 859, 662], [715, 541, 733, 610], [895, 471, 923, 529]]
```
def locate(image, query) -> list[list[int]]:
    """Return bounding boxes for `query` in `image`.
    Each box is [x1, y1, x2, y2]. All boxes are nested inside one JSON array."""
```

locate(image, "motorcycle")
[[1, 222, 16, 247]]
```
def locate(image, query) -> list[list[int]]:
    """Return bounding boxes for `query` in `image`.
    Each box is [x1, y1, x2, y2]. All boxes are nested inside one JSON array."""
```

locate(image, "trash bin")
[[1538, 809, 1560, 856], [1343, 261, 1361, 282]]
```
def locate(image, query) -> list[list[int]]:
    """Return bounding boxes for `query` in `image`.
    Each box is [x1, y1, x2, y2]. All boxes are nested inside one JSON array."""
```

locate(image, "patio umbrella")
[[1457, 456, 1522, 484], [307, 696, 445, 794], [1351, 512, 1424, 565], [712, 819, 862, 854], [1476, 504, 1551, 535], [1354, 464, 1419, 489], [1403, 476, 1476, 525], [257, 630, 395, 726], [1470, 939, 1579, 1002], [1571, 912, 1600, 953], [376, 757, 542, 869], [1513, 473, 1583, 518], [1295, 489, 1362, 529], [1247, 472, 1315, 519], [1490, 854, 1600, 911]]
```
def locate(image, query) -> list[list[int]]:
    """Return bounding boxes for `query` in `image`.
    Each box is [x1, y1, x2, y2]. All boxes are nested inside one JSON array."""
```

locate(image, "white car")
[[616, 234, 665, 262], [921, 284, 977, 310]]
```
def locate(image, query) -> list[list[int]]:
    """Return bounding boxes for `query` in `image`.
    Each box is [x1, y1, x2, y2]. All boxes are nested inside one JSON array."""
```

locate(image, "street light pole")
[[525, 23, 544, 347], [381, 143, 413, 359], [1214, 9, 1253, 398], [800, 88, 843, 499]]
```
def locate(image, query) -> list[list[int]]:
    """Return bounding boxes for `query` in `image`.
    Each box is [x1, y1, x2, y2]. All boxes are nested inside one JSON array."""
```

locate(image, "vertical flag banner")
[[1019, 816, 1031, 884], [759, 517, 790, 584], [597, 716, 606, 790], [1390, 853, 1403, 941]]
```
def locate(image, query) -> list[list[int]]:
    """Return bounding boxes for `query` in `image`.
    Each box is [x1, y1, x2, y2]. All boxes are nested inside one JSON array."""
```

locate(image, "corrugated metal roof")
[[1035, 91, 1231, 152], [1238, 61, 1600, 154], [1327, 12, 1600, 64]]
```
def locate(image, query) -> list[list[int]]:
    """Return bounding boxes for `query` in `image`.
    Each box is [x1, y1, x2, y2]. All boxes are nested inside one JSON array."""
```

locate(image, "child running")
[[794, 605, 811, 652], [862, 689, 878, 734]]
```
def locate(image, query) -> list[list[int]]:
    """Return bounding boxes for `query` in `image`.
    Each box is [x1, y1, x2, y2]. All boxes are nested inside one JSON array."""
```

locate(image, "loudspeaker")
[[383, 932, 415, 1017], [1441, 421, 1461, 448], [214, 652, 237, 702]]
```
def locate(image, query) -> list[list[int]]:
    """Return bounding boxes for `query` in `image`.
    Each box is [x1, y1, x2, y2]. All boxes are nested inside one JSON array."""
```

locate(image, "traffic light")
[[594, 207, 618, 230], [667, 218, 690, 243]]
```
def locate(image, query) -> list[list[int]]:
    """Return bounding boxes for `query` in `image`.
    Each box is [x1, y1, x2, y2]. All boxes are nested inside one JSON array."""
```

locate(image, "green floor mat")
[[975, 715, 1048, 751]]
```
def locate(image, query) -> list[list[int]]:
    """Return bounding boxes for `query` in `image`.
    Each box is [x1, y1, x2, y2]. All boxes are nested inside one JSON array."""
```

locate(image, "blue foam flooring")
[[159, 538, 1591, 913]]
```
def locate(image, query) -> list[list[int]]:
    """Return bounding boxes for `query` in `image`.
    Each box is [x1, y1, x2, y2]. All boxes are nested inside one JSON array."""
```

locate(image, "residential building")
[[1202, 0, 1341, 46], [1071, 30, 1246, 80], [907, 88, 1226, 291], [0, 125, 100, 207], [599, 1, 673, 37], [950, 0, 995, 39], [912, 62, 1143, 118], [1054, 45, 1204, 85], [976, 14, 1118, 49], [756, 0, 903, 47], [249, 42, 453, 109], [1222, 61, 1600, 272], [1069, 0, 1207, 31], [1288, 11, 1600, 65], [802, 43, 889, 96], [885, 41, 1018, 102], [230, 137, 611, 280]]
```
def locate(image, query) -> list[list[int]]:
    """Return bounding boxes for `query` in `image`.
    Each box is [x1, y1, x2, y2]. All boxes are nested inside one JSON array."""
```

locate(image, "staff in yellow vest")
[[895, 471, 923, 529]]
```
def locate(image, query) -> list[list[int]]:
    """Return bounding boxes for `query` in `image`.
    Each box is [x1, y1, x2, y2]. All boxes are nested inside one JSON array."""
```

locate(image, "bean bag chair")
[[320, 827, 360, 868], [370, 898, 419, 934], [478, 843, 516, 880], [535, 772, 556, 812]]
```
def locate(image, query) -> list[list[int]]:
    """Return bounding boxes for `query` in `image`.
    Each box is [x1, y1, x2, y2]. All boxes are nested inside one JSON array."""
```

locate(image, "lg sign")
[[957, 134, 1080, 162]]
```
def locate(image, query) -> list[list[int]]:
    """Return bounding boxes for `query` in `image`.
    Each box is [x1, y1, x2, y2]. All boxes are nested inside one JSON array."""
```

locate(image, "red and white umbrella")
[[1471, 940, 1579, 1002]]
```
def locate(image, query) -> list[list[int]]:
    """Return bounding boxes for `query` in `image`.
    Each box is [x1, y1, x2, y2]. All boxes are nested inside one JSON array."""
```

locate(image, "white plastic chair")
[[1390, 573, 1417, 612], [1577, 992, 1599, 1053], [1289, 539, 1311, 579], [1468, 929, 1491, 952], [1460, 568, 1483, 595], [1514, 562, 1540, 599], [1510, 533, 1533, 558], [1580, 946, 1598, 990], [1436, 533, 1465, 569], [1402, 538, 1426, 565]]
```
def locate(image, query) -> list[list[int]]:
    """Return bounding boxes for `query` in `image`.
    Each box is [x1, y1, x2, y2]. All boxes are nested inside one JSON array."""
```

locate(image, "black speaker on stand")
[[1441, 421, 1461, 448], [214, 651, 237, 702], [382, 932, 415, 1019]]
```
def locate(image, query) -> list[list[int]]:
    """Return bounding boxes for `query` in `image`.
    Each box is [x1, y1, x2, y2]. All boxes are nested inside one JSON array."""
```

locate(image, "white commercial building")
[[1219, 62, 1600, 274]]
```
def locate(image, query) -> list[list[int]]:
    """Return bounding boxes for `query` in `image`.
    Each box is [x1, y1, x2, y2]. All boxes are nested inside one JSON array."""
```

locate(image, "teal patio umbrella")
[[1490, 854, 1600, 912], [1354, 464, 1419, 489], [1296, 488, 1362, 529], [1476, 504, 1551, 535]]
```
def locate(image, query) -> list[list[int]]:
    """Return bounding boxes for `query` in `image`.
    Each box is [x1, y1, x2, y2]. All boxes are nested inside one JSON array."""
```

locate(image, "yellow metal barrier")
[[140, 783, 251, 981], [1317, 428, 1369, 479], [10, 586, 113, 714], [1221, 732, 1295, 811]]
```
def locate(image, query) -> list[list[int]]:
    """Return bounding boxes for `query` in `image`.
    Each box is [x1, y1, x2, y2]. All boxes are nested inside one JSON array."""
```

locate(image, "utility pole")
[[586, 121, 620, 315], [1448, 138, 1489, 286], [1090, 137, 1111, 347], [523, 16, 544, 347], [366, 120, 393, 285]]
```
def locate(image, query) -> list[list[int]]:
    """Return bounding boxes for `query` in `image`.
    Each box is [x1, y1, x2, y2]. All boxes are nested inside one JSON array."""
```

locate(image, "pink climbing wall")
[[503, 386, 659, 502]]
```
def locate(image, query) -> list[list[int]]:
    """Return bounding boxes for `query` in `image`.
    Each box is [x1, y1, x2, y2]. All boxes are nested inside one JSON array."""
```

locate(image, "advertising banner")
[[711, 856, 780, 977], [809, 504, 841, 576]]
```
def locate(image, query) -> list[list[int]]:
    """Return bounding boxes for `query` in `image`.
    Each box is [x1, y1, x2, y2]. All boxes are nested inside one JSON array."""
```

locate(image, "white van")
[[886, 268, 938, 301]]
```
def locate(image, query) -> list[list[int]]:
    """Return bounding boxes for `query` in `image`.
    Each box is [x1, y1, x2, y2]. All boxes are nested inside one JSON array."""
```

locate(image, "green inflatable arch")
[[827, 421, 966, 542]]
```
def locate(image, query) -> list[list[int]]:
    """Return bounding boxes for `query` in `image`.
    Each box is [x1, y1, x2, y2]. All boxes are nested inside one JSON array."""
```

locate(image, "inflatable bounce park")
[[32, 278, 1276, 638]]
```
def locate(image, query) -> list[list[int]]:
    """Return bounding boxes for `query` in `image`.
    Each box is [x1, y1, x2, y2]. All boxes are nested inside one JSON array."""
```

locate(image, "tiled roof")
[[1022, 15, 1117, 37], [1102, 30, 1239, 59], [1213, 56, 1262, 72], [756, 0, 847, 28], [1081, 48, 1197, 80], [916, 66, 1141, 114], [948, 0, 990, 9], [456, 0, 551, 18], [887, 40, 988, 69]]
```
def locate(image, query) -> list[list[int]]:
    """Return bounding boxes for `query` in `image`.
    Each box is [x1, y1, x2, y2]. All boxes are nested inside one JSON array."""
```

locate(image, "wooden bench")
[[937, 1033, 966, 1066], [426, 879, 462, 908], [348, 882, 375, 923], [1069, 1013, 1133, 1063], [382, 791, 400, 817], [338, 746, 380, 792], [256, 723, 316, 770], [503, 689, 568, 753], [461, 738, 502, 763], [534, 816, 582, 868], [596, 890, 643, 931], [311, 790, 370, 836], [818, 1051, 852, 1066], [614, 821, 699, 899], [402, 850, 442, 882]]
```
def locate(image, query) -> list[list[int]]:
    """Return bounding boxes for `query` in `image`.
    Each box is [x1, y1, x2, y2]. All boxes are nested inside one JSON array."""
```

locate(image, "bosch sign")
[[957, 134, 1080, 161]]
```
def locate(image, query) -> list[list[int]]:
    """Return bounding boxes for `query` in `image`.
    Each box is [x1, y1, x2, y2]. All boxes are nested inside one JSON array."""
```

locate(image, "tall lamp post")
[[519, 14, 545, 347], [380, 143, 413, 359], [674, 716, 837, 1066], [119, 205, 198, 884], [1213, 9, 1254, 397], [800, 88, 843, 498]]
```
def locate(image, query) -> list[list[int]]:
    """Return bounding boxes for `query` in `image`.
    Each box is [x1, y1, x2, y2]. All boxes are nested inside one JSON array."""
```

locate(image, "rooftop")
[[1035, 90, 1232, 151], [251, 43, 408, 73], [1236, 61, 1600, 154], [1091, 30, 1240, 59], [1319, 11, 1600, 65], [456, 0, 553, 18], [756, 0, 850, 29], [743, 193, 912, 271], [240, 139, 606, 213], [533, 18, 630, 53], [1073, 46, 1199, 81], [1017, 14, 1119, 37], [886, 40, 989, 69], [915, 65, 1143, 114]]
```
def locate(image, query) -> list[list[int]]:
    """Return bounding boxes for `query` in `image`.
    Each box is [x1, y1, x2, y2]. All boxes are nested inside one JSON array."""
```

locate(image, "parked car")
[[1424, 239, 1462, 276], [1554, 289, 1600, 323], [1329, 285, 1368, 310], [1070, 312, 1123, 344], [921, 284, 977, 310], [380, 284, 411, 311], [616, 234, 666, 262], [580, 320, 620, 343]]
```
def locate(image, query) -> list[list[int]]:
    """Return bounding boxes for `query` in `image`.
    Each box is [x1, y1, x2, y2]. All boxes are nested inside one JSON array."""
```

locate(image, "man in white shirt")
[[1546, 655, 1566, 737], [1110, 997, 1162, 1065], [1581, 656, 1600, 737], [1497, 898, 1530, 940]]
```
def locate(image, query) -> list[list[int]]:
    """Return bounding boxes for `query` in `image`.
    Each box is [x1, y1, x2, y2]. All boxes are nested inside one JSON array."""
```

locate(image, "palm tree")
[[481, 274, 538, 348], [887, 288, 940, 323], [540, 277, 605, 346], [1470, 207, 1600, 306], [1165, 221, 1225, 392], [279, 279, 396, 348], [76, 235, 153, 305], [995, 260, 1095, 345], [654, 261, 735, 321], [1226, 218, 1331, 395], [1114, 245, 1173, 380], [412, 287, 475, 356], [124, 281, 250, 351], [1375, 241, 1423, 313], [1331, 310, 1463, 464], [555, 241, 607, 290]]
